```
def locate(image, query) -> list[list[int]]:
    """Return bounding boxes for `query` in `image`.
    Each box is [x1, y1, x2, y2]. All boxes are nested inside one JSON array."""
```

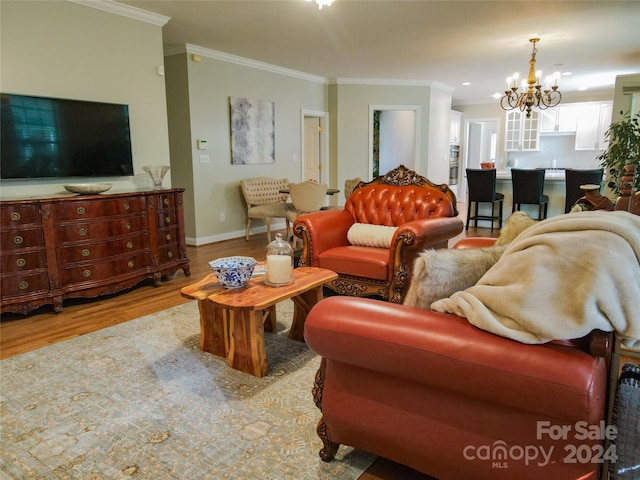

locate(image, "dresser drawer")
[[1, 250, 47, 273], [0, 204, 41, 225], [157, 244, 181, 264], [155, 193, 177, 211], [55, 216, 148, 243], [1, 271, 50, 297], [156, 210, 177, 227], [56, 234, 150, 264], [156, 227, 178, 246], [53, 196, 146, 220], [0, 227, 45, 251], [58, 252, 151, 285]]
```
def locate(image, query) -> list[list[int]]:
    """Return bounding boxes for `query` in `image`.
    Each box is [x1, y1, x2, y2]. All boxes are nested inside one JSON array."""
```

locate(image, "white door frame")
[[301, 109, 329, 184], [459, 116, 501, 202]]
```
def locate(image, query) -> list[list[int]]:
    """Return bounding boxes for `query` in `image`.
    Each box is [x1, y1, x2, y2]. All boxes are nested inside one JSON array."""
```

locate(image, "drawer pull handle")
[[19, 281, 29, 290], [128, 261, 135, 268], [125, 223, 131, 230], [13, 235, 24, 245], [79, 228, 87, 236], [123, 202, 130, 210], [163, 198, 169, 206], [81, 249, 90, 257], [83, 269, 91, 278], [165, 216, 171, 224], [16, 258, 26, 267], [127, 241, 133, 249], [165, 233, 172, 241], [10, 212, 21, 221], [167, 251, 173, 259], [77, 207, 86, 215]]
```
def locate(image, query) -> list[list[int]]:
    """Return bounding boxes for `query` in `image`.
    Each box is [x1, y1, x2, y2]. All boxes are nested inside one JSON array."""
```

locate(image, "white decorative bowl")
[[209, 256, 258, 289], [63, 183, 113, 195]]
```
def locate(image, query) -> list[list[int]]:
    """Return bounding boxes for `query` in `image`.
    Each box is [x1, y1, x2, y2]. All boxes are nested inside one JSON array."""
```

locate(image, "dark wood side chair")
[[511, 168, 549, 220], [564, 168, 604, 213], [465, 168, 504, 232]]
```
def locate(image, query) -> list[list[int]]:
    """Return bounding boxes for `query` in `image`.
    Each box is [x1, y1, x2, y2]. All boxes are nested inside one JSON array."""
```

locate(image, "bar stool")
[[511, 168, 549, 220], [564, 168, 604, 213], [465, 168, 504, 232]]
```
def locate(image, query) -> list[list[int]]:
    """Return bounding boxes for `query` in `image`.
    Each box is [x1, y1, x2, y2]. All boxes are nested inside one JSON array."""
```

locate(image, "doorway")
[[459, 117, 500, 201], [369, 105, 420, 179], [301, 109, 329, 183]]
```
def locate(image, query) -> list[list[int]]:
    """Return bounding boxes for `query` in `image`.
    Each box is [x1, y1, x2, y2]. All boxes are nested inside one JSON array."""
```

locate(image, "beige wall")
[[331, 82, 452, 187], [0, 0, 170, 198], [165, 49, 328, 244]]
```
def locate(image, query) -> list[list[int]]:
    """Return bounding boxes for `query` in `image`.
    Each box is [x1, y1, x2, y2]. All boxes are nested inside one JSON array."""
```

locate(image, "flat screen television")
[[1, 93, 134, 179]]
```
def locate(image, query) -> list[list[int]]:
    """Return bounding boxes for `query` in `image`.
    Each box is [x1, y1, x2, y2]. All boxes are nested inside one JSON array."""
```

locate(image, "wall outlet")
[[220, 213, 226, 222]]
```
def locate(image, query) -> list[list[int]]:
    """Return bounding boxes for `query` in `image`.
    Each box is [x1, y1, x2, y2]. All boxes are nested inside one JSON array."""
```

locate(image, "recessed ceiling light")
[[492, 93, 502, 99], [462, 82, 471, 86]]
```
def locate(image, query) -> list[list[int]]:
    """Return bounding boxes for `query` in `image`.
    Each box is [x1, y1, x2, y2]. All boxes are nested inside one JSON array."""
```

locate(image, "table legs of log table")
[[198, 300, 228, 357], [227, 309, 268, 377], [289, 285, 323, 341]]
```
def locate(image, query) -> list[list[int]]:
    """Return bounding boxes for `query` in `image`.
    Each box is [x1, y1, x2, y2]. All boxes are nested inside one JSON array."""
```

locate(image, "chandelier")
[[499, 38, 562, 118]]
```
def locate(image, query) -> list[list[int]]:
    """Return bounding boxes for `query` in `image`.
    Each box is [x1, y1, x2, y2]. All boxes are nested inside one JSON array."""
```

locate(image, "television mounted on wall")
[[1, 93, 134, 180]]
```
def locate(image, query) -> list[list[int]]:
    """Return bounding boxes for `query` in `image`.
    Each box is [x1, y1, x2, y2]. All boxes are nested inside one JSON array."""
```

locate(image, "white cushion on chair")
[[347, 223, 398, 248]]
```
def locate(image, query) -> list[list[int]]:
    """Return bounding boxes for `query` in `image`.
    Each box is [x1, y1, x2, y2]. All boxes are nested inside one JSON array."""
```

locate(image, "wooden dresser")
[[0, 189, 190, 314]]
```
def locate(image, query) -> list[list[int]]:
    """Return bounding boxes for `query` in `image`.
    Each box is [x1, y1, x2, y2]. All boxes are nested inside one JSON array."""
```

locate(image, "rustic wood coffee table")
[[180, 266, 337, 377]]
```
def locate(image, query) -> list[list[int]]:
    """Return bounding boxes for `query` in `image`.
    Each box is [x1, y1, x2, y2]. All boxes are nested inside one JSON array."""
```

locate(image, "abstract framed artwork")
[[230, 96, 275, 165]]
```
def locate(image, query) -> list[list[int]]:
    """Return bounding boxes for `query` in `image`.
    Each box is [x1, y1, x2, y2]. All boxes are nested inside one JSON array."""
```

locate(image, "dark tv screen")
[[1, 93, 134, 179]]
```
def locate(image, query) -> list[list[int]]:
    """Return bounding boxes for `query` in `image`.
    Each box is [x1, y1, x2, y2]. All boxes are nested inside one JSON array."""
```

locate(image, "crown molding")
[[67, 0, 170, 26], [332, 78, 454, 92], [164, 44, 329, 85]]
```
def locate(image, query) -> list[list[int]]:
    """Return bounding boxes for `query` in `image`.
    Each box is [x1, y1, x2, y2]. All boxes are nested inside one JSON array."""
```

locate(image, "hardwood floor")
[[0, 216, 497, 480]]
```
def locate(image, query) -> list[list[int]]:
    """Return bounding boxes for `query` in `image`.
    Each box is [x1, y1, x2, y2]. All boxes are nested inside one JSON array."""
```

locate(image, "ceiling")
[[119, 0, 640, 106]]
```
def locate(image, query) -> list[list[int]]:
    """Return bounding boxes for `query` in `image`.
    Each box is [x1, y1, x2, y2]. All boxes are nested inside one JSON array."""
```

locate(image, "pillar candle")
[[266, 254, 292, 285]]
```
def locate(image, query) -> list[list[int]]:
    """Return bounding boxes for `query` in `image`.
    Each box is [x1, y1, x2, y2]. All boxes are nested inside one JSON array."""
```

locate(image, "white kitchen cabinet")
[[539, 105, 578, 133], [450, 110, 462, 145], [505, 110, 539, 151], [575, 102, 613, 150]]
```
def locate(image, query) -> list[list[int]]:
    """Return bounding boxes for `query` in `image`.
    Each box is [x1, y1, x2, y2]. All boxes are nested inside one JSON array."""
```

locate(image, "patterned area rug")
[[0, 300, 376, 479]]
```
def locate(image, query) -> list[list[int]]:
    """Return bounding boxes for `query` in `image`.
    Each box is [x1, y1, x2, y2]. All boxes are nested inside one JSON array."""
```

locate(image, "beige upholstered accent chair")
[[285, 181, 328, 248], [240, 177, 293, 241], [344, 177, 363, 201]]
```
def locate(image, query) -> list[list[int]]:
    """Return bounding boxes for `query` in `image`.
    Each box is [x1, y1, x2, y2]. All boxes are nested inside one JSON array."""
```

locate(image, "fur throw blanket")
[[431, 211, 640, 347], [403, 212, 536, 310]]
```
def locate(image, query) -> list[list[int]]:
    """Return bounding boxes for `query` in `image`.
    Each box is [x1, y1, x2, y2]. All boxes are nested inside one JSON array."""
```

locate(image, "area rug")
[[0, 300, 376, 479]]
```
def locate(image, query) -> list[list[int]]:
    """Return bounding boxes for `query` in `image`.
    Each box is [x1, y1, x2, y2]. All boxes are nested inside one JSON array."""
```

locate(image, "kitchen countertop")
[[496, 169, 566, 181]]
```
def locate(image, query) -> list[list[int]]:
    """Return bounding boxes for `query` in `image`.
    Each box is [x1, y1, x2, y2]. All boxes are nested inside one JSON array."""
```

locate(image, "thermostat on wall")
[[197, 139, 208, 150]]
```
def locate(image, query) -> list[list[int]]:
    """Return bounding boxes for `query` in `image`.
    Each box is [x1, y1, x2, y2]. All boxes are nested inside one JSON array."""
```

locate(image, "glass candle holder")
[[265, 233, 294, 286]]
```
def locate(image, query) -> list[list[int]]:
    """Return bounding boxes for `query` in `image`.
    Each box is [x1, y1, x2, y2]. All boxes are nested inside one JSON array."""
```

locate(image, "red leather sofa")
[[304, 238, 612, 480]]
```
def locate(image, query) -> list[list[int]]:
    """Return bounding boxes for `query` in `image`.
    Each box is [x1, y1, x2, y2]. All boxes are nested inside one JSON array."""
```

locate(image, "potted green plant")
[[597, 110, 640, 194]]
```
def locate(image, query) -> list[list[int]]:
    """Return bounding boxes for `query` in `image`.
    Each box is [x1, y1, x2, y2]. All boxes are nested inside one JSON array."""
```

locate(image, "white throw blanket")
[[431, 211, 640, 348]]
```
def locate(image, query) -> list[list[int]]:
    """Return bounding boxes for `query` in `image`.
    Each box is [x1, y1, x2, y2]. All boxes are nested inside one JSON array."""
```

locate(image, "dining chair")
[[564, 168, 604, 213], [465, 168, 504, 232], [285, 181, 328, 248], [344, 177, 363, 201], [511, 168, 549, 220]]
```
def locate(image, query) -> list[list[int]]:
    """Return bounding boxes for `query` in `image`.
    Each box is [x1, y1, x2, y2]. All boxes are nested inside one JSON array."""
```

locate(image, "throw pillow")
[[347, 223, 398, 248], [403, 245, 506, 310]]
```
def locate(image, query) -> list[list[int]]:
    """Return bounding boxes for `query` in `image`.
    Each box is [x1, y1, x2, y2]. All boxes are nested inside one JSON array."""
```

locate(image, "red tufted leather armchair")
[[293, 165, 463, 303]]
